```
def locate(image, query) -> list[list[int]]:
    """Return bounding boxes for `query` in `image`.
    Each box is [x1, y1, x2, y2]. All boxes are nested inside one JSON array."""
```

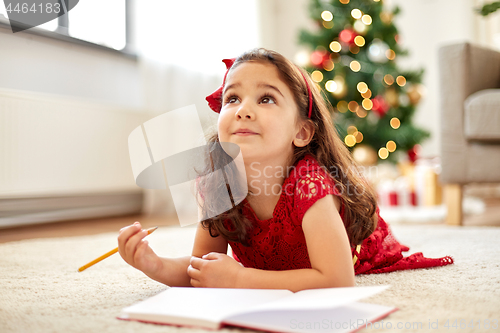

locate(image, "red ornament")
[[339, 29, 357, 45], [407, 144, 421, 163], [389, 191, 398, 206], [310, 50, 330, 69], [371, 95, 390, 117], [410, 191, 417, 206]]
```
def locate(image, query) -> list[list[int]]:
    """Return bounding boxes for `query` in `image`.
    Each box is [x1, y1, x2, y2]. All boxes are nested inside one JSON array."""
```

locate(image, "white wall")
[[474, 0, 500, 50], [388, 0, 476, 157], [0, 25, 142, 109], [0, 23, 149, 222], [257, 0, 314, 59]]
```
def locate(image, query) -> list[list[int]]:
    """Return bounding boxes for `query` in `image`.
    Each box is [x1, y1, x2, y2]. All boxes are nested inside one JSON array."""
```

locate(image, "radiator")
[[0, 88, 149, 228]]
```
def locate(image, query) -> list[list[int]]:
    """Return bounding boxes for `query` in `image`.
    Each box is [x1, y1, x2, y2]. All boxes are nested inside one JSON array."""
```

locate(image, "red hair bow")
[[206, 58, 236, 113]]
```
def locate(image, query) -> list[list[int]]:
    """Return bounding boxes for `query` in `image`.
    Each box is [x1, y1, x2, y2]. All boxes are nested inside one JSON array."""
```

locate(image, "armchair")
[[438, 42, 500, 225]]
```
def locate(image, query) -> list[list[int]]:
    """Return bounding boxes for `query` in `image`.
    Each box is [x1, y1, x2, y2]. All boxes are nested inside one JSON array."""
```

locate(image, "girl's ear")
[[293, 120, 315, 147]]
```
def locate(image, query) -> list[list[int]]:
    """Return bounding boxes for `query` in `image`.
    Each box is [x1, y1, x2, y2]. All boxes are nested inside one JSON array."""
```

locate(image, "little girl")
[[118, 48, 453, 292]]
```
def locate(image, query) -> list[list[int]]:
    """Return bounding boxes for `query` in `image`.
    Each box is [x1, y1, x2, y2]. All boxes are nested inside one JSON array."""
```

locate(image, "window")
[[0, 2, 7, 18], [68, 0, 126, 50], [0, 0, 130, 54], [134, 0, 259, 75]]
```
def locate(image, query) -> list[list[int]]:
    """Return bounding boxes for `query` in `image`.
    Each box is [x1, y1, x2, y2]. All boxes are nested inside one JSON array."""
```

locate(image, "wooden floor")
[[1, 197, 499, 244], [462, 197, 500, 227], [0, 214, 179, 244]]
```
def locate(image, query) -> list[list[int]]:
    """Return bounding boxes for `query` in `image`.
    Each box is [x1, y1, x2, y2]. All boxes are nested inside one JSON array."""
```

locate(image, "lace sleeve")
[[293, 170, 340, 223]]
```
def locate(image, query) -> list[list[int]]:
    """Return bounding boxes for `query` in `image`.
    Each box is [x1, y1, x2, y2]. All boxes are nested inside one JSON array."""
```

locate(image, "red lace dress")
[[227, 154, 453, 274]]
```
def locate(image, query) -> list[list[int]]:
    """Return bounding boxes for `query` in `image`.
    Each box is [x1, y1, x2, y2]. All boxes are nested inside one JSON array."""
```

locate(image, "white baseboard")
[[0, 191, 143, 228]]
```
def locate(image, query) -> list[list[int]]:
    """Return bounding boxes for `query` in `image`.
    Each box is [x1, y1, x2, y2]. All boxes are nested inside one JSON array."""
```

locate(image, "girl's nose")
[[235, 103, 255, 120]]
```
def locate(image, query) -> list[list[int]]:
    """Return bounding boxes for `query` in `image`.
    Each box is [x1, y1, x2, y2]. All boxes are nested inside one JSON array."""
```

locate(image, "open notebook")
[[118, 285, 397, 333]]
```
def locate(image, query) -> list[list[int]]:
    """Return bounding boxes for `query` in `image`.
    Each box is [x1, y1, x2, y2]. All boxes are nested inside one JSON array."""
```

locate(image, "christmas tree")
[[298, 0, 429, 164]]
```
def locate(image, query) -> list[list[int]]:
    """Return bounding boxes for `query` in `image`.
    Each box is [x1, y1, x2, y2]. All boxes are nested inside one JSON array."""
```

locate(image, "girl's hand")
[[187, 252, 243, 288], [117, 222, 163, 277]]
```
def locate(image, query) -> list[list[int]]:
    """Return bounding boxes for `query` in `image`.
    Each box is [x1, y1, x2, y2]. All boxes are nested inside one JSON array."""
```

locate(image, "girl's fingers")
[[124, 229, 148, 259], [119, 222, 137, 232], [133, 240, 149, 262], [202, 252, 220, 260], [118, 224, 140, 257], [118, 230, 140, 257], [190, 278, 200, 288], [188, 257, 205, 287], [118, 223, 141, 248], [118, 223, 147, 264], [189, 256, 204, 269], [187, 264, 201, 280]]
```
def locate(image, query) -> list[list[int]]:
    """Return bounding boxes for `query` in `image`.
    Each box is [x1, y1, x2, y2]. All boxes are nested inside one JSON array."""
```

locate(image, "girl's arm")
[[239, 194, 355, 291], [118, 221, 228, 287], [189, 194, 355, 292]]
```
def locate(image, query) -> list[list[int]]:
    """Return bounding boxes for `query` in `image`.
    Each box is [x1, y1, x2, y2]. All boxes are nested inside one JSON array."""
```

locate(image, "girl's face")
[[218, 61, 302, 165]]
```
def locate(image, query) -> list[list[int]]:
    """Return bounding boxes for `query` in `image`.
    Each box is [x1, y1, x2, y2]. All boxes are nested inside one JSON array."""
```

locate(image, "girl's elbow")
[[341, 271, 356, 287], [315, 277, 354, 289], [313, 269, 355, 289], [330, 278, 354, 288], [329, 272, 355, 288], [342, 277, 356, 287]]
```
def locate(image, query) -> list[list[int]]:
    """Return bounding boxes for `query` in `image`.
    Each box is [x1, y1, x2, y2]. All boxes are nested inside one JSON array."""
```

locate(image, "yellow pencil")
[[78, 226, 158, 272]]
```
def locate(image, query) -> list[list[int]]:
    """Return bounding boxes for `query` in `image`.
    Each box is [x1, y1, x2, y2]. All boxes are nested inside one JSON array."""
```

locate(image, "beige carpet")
[[1, 223, 499, 333]]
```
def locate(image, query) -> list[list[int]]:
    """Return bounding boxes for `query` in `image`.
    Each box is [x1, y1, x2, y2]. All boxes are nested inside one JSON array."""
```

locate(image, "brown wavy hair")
[[197, 48, 377, 246]]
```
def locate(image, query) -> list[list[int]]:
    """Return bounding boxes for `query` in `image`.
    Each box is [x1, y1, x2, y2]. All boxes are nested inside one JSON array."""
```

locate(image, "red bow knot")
[[206, 58, 236, 113]]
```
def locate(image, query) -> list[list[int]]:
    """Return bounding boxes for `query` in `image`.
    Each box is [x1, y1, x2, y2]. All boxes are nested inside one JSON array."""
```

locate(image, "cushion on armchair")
[[464, 89, 500, 141]]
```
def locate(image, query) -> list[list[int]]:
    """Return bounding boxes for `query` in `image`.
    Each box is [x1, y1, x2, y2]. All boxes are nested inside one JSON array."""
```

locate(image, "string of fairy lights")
[[298, 0, 423, 162]]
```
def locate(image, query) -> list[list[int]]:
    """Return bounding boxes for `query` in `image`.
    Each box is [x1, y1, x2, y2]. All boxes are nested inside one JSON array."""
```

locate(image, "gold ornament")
[[352, 144, 378, 166], [378, 147, 389, 160], [385, 87, 399, 107], [380, 12, 393, 25], [407, 84, 425, 105], [332, 75, 347, 98], [390, 117, 401, 129]]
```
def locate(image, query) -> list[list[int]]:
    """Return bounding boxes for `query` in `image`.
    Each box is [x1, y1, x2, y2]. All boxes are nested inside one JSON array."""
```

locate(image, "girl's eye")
[[261, 96, 276, 104], [225, 95, 239, 104]]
